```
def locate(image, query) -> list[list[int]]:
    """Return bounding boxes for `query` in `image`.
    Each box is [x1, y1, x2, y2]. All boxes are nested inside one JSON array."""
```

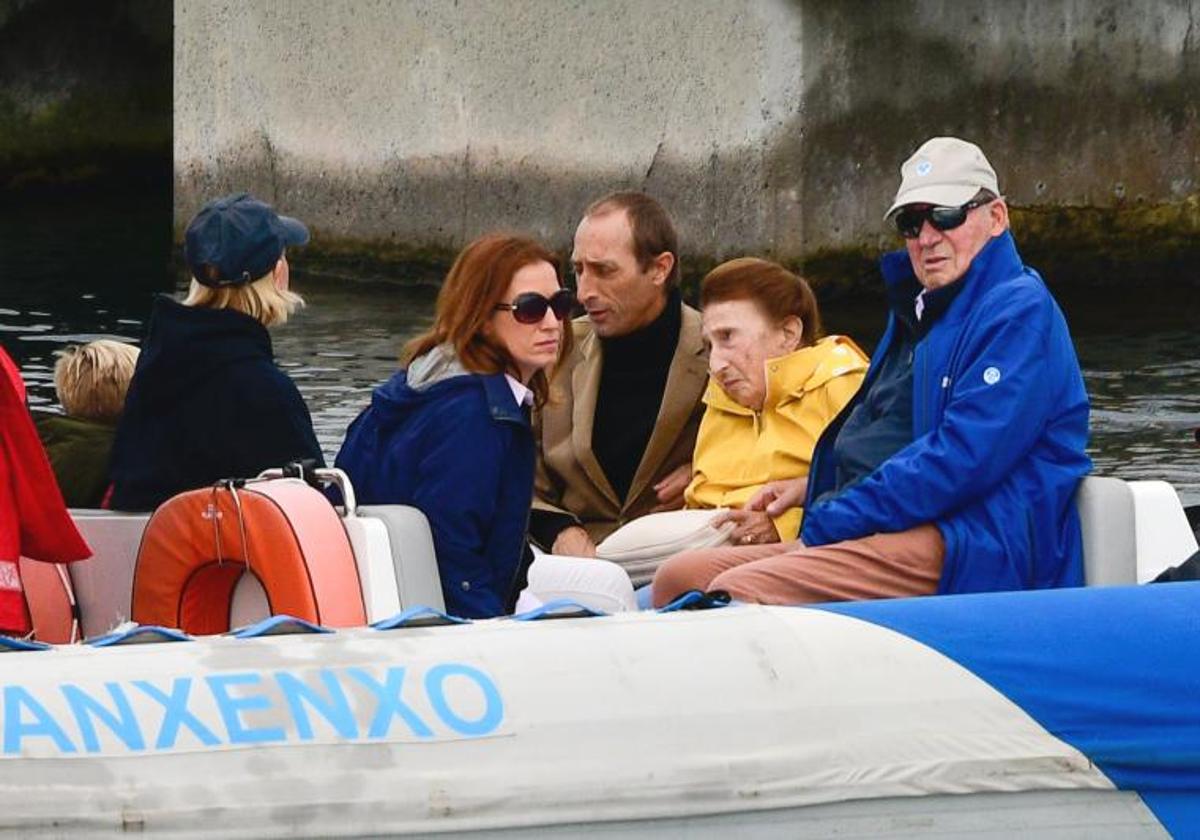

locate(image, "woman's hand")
[[745, 477, 807, 517], [551, 525, 598, 558], [650, 462, 692, 512], [714, 508, 781, 546]]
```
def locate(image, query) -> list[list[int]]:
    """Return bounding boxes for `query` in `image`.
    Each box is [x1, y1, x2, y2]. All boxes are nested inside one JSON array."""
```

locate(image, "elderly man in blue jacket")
[[653, 137, 1091, 606]]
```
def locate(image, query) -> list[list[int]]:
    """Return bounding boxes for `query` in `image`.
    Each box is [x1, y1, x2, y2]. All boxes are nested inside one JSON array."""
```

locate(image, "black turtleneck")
[[528, 289, 682, 549], [593, 288, 682, 503]]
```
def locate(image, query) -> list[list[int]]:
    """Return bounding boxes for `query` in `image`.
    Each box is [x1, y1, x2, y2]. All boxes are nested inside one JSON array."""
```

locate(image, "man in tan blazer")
[[530, 192, 709, 562]]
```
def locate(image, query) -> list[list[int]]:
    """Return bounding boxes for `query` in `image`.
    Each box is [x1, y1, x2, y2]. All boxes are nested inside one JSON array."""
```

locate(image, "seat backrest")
[[1075, 476, 1138, 586], [1127, 480, 1200, 582], [68, 511, 152, 638], [357, 505, 445, 611], [340, 514, 403, 622]]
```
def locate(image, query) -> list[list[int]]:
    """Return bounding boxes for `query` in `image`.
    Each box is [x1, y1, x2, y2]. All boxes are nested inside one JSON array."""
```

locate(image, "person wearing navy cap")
[[108, 193, 324, 511]]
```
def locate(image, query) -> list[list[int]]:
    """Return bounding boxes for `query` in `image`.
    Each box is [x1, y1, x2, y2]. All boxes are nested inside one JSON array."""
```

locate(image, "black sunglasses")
[[894, 197, 993, 239], [494, 288, 576, 324]]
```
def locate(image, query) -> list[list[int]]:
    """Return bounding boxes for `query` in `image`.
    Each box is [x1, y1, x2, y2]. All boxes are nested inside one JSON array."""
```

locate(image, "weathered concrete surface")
[[784, 0, 1200, 286], [175, 0, 1200, 285], [175, 0, 803, 261]]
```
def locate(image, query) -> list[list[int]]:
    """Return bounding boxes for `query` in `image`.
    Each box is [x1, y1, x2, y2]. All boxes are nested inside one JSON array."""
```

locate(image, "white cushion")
[[521, 555, 637, 613], [596, 509, 734, 562]]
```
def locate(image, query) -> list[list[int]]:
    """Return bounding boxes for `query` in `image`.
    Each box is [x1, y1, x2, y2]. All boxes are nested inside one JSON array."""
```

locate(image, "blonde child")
[[34, 339, 139, 507]]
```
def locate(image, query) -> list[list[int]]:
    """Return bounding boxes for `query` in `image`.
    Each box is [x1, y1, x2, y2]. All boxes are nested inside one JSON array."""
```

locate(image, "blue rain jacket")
[[803, 231, 1091, 593], [335, 365, 533, 618]]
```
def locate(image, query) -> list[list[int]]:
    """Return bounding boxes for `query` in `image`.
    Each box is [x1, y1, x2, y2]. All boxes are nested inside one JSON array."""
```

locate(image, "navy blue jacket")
[[334, 367, 534, 618], [803, 232, 1091, 594], [109, 296, 324, 511]]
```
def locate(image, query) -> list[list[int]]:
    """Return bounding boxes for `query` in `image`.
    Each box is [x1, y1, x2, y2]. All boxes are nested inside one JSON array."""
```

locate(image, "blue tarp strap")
[[87, 625, 193, 647], [657, 590, 732, 613], [230, 615, 332, 638], [512, 598, 607, 621], [372, 605, 469, 629]]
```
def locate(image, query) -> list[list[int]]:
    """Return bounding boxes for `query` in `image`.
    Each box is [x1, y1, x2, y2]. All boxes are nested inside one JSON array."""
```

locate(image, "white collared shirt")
[[505, 374, 533, 407], [915, 289, 928, 321]]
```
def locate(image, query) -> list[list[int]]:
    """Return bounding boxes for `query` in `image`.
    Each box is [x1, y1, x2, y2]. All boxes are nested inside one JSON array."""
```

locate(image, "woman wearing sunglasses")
[[334, 233, 574, 618]]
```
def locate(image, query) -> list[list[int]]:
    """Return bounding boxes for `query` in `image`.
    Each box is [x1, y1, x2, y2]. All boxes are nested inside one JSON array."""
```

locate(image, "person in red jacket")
[[0, 346, 91, 636]]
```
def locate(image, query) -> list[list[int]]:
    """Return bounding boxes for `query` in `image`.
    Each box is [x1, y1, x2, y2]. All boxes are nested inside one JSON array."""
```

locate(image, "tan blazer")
[[533, 302, 709, 543]]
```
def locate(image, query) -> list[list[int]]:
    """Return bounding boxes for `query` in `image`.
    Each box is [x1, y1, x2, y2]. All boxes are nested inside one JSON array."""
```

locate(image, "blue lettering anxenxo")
[[206, 673, 288, 745], [425, 664, 504, 736], [1, 662, 504, 757], [133, 678, 220, 749], [62, 683, 145, 753]]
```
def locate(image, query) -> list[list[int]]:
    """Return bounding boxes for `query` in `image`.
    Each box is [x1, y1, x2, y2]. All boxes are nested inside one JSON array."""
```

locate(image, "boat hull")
[[1, 587, 1195, 836]]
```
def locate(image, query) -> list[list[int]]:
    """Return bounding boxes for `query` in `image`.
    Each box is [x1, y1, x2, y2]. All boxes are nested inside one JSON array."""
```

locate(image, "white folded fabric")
[[596, 508, 734, 563], [520, 555, 637, 613]]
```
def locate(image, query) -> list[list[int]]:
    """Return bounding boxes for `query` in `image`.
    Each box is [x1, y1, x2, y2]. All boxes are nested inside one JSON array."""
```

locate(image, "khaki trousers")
[[651, 524, 945, 608]]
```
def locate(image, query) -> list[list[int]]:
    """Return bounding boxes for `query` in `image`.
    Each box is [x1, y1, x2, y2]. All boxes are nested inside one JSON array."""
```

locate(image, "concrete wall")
[[175, 0, 1200, 283]]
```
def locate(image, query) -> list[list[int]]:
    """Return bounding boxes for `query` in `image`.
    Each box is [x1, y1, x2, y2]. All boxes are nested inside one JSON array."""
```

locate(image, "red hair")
[[700, 258, 823, 346], [405, 233, 572, 407]]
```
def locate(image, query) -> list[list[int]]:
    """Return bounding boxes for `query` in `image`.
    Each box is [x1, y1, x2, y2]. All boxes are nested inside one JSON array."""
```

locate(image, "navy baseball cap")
[[184, 193, 310, 287]]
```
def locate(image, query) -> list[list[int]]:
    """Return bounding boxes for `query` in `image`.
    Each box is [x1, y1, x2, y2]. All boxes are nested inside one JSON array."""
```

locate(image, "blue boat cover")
[[821, 582, 1200, 836]]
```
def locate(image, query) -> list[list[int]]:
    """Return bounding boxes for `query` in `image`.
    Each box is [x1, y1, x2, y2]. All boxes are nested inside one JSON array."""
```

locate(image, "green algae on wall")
[[1012, 198, 1200, 286], [294, 236, 461, 287], [285, 195, 1200, 298], [790, 196, 1200, 294]]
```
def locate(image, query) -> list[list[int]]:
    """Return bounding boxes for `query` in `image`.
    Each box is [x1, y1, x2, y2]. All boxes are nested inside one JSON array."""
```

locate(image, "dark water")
[[3, 202, 1198, 506]]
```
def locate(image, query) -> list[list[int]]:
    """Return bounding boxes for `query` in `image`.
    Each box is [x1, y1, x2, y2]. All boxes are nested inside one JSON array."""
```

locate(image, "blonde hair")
[[54, 339, 140, 422], [183, 272, 304, 327]]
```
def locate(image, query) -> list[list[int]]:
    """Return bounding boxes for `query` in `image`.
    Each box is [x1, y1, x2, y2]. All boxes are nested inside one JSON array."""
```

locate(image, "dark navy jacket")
[[334, 366, 534, 619], [109, 296, 323, 511], [803, 232, 1091, 594]]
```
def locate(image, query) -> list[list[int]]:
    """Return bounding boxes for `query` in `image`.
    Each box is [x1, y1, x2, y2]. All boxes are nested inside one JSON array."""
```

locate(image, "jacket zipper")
[[918, 345, 928, 433]]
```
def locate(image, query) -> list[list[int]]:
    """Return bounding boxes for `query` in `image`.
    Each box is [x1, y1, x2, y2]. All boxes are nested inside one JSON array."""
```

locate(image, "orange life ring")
[[131, 479, 365, 634]]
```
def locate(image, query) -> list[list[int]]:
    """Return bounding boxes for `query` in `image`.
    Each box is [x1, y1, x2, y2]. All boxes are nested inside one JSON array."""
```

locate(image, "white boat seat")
[[1075, 476, 1138, 586], [1075, 476, 1199, 586], [339, 513, 403, 622], [1128, 480, 1200, 582], [66, 503, 443, 635], [68, 511, 151, 638], [356, 505, 445, 611]]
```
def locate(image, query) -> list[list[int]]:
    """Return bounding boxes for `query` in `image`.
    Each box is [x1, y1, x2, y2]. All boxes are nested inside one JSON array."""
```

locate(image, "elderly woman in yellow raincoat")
[[685, 258, 868, 545]]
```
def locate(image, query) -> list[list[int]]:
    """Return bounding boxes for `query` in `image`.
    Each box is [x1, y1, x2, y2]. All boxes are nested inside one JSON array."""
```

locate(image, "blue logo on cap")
[[916, 159, 933, 177]]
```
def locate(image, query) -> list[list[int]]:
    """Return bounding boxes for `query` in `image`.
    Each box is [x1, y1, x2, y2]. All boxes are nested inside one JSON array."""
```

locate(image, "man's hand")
[[551, 525, 598, 558], [713, 508, 781, 546], [745, 477, 807, 517], [650, 462, 692, 512]]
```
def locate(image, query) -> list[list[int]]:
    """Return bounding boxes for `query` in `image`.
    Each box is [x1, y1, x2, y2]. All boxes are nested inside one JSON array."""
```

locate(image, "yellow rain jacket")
[[684, 335, 868, 541]]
